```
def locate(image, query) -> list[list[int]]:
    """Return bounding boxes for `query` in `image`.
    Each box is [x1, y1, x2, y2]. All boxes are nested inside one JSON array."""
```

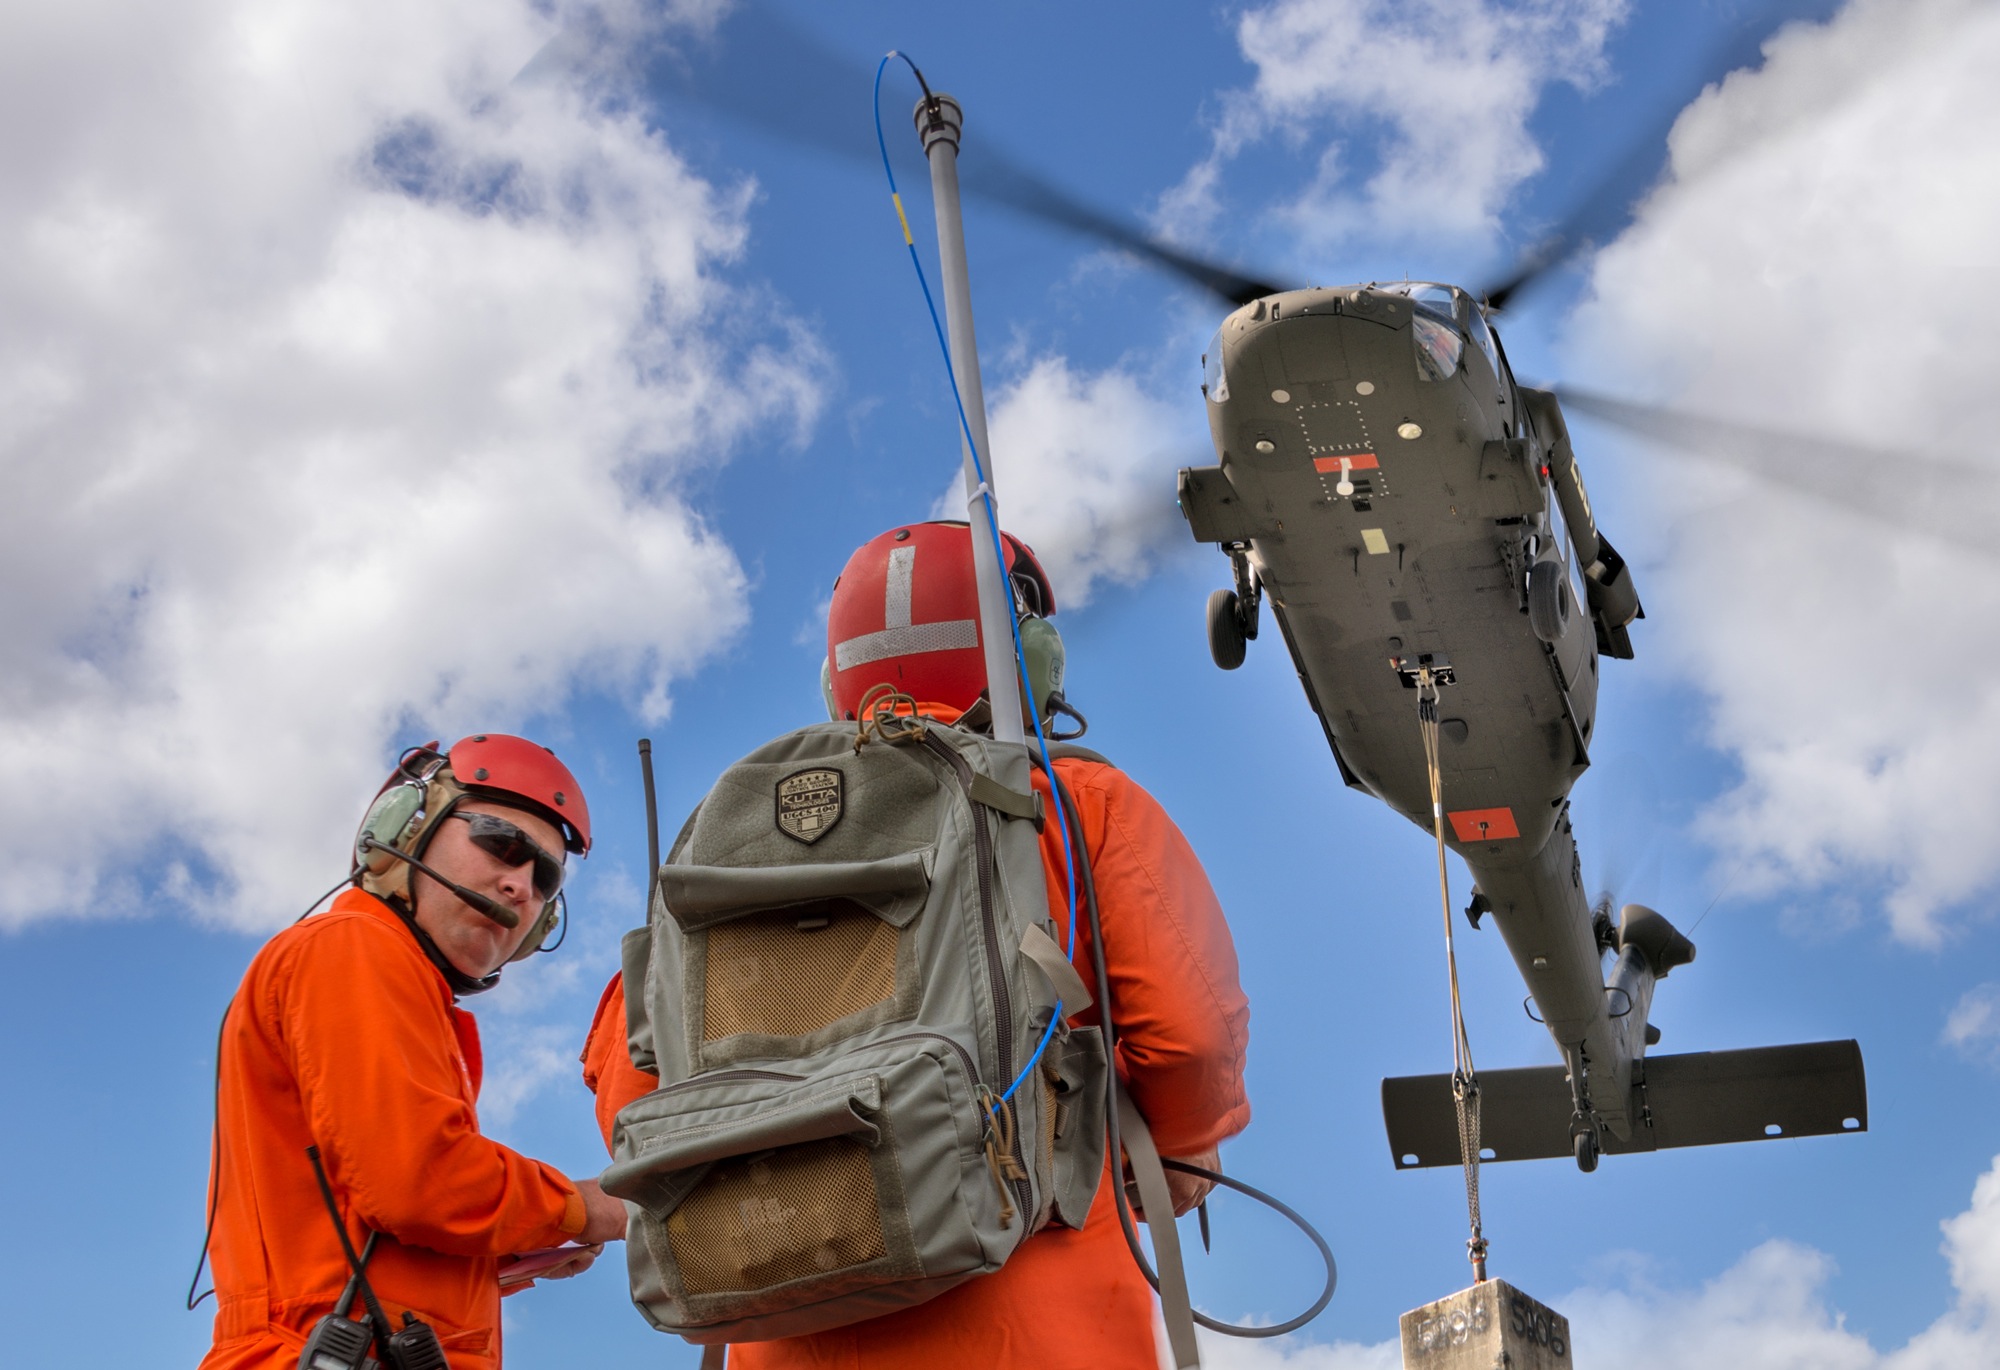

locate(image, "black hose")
[[186, 871, 357, 1311], [184, 1003, 232, 1310], [1154, 1160, 1338, 1336]]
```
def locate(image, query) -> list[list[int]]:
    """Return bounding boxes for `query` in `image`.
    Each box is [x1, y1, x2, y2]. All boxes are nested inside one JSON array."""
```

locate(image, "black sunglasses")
[[449, 811, 565, 900]]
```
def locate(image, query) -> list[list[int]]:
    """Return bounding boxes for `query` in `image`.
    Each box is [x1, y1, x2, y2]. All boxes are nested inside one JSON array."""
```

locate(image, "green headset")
[[353, 747, 565, 963]]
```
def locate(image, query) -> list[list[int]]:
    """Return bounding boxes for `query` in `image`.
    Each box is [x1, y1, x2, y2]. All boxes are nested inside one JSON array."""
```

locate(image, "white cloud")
[[0, 0, 825, 930], [1939, 1161, 2000, 1325], [934, 356, 1193, 609], [1160, 0, 1628, 249], [1193, 1327, 1397, 1370], [1569, 1158, 2000, 1367], [476, 1022, 579, 1128], [1566, 0, 2000, 943], [1197, 1151, 2000, 1368], [1945, 984, 2000, 1069], [1565, 1242, 1879, 1370]]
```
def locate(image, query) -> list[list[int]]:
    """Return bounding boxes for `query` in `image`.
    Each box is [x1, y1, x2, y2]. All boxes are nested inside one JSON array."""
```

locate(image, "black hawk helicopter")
[[1178, 278, 1866, 1171]]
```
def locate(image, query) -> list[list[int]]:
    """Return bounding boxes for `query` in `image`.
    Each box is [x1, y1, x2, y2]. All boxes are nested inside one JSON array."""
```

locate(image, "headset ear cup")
[[354, 772, 461, 904], [355, 784, 425, 876], [1016, 614, 1066, 720]]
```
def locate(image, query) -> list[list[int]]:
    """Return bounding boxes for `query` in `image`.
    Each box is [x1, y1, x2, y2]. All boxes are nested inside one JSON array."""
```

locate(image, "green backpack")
[[602, 713, 1110, 1345]]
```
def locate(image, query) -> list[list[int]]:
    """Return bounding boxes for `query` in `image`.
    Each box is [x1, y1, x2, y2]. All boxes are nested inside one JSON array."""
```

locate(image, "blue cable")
[[874, 53, 1076, 1105]]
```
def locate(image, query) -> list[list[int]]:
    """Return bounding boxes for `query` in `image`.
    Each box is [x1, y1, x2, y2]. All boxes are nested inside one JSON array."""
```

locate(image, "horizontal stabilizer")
[[1382, 1040, 1866, 1169]]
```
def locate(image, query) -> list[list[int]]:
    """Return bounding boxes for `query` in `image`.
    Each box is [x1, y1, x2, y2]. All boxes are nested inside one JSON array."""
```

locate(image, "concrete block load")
[[1400, 1280, 1571, 1370]]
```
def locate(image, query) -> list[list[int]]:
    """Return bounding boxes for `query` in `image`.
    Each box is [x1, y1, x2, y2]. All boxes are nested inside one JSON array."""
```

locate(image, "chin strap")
[[386, 896, 500, 997]]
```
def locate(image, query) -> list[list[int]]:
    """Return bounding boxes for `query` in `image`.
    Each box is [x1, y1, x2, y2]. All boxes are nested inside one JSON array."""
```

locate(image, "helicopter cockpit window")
[[1203, 328, 1229, 403], [1412, 313, 1463, 382], [1409, 284, 1461, 326], [1469, 304, 1501, 381]]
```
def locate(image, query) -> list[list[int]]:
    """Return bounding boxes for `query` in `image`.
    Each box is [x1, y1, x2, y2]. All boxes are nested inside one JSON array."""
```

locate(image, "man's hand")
[[1127, 1146, 1222, 1222], [532, 1244, 602, 1281], [572, 1177, 630, 1245], [1162, 1146, 1220, 1218]]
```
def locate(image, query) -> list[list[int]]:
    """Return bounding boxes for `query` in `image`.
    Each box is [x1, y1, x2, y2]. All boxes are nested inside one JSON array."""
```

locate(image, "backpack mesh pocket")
[[668, 1136, 887, 1294], [703, 899, 901, 1042]]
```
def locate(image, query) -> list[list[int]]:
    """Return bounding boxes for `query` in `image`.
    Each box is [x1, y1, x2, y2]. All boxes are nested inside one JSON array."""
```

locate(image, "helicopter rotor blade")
[[955, 143, 1288, 307], [517, 4, 887, 165], [1480, 0, 1830, 310], [520, 5, 1287, 307], [1556, 386, 2000, 561]]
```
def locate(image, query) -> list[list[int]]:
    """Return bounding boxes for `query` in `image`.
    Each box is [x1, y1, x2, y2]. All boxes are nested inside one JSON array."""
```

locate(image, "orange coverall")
[[199, 889, 587, 1370], [582, 751, 1252, 1370]]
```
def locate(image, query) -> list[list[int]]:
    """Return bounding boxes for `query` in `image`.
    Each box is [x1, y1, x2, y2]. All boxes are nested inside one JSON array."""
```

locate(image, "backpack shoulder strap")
[[1116, 1081, 1201, 1370]]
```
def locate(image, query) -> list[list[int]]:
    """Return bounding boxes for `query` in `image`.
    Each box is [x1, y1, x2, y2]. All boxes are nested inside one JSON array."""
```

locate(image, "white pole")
[[915, 94, 1025, 745]]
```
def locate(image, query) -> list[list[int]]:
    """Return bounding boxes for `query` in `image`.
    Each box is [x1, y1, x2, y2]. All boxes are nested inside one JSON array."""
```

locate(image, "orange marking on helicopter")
[[1314, 452, 1378, 473], [1448, 807, 1520, 842]]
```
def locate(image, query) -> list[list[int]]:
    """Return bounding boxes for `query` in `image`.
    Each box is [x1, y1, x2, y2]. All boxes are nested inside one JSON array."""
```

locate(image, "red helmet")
[[349, 733, 587, 968], [826, 521, 1054, 720], [445, 733, 591, 854]]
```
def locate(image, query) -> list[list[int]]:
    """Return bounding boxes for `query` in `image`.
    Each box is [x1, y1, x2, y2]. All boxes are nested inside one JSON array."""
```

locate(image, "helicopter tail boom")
[[1380, 1039, 1867, 1169]]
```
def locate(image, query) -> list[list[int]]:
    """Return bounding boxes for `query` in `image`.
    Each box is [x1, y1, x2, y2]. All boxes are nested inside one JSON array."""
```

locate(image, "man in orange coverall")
[[197, 734, 629, 1370], [581, 522, 1252, 1369]]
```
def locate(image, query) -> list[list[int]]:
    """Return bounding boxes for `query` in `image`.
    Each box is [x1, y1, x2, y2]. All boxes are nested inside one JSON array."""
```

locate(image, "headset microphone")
[[357, 837, 521, 929]]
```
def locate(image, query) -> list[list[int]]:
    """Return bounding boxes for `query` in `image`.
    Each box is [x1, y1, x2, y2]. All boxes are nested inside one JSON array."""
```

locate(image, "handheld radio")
[[303, 1146, 451, 1370], [298, 1231, 379, 1370]]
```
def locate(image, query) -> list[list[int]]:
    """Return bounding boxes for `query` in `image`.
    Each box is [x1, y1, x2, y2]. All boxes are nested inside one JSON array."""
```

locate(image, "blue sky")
[[6, 1, 2000, 1365]]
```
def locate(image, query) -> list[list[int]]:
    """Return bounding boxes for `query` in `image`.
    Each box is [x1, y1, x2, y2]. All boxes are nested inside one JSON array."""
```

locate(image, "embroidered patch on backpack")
[[776, 768, 844, 844]]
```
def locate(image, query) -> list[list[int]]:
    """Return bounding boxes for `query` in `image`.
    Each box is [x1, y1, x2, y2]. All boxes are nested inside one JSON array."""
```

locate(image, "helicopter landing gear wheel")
[[1207, 588, 1247, 670], [1573, 1129, 1600, 1173], [1527, 560, 1573, 644]]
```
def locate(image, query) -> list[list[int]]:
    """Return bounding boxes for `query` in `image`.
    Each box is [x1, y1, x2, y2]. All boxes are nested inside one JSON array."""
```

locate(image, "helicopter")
[[1177, 279, 1867, 1171]]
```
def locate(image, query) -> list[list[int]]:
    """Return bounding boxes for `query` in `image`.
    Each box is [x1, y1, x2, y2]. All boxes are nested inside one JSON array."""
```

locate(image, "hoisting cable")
[[1416, 667, 1489, 1283], [1053, 768, 1337, 1338]]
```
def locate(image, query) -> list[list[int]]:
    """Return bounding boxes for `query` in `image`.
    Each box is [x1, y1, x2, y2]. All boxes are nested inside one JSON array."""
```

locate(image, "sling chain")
[[1416, 666, 1489, 1282]]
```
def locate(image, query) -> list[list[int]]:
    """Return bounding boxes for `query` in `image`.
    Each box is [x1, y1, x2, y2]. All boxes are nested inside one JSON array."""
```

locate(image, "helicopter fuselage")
[[1179, 282, 1647, 1142]]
